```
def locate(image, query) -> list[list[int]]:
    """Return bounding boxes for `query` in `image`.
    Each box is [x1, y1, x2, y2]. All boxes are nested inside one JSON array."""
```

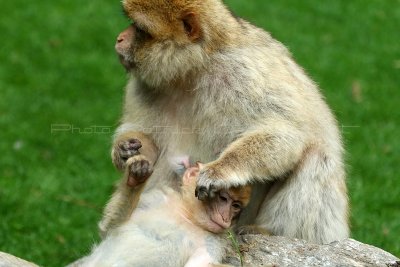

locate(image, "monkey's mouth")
[[208, 217, 229, 233], [118, 54, 136, 71]]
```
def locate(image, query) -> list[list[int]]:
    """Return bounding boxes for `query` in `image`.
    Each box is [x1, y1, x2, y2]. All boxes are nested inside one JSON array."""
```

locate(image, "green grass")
[[0, 0, 399, 266], [227, 230, 244, 266]]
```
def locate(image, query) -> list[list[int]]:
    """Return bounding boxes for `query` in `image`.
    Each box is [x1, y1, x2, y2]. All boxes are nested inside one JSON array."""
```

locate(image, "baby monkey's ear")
[[182, 166, 200, 186], [196, 161, 204, 170], [182, 12, 201, 41]]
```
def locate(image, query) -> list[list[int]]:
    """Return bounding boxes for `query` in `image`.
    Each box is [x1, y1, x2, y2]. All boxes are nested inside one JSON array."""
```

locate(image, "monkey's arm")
[[196, 123, 306, 198]]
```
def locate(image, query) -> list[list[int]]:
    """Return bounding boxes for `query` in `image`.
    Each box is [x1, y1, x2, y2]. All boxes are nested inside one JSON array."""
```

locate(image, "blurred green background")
[[0, 0, 399, 266]]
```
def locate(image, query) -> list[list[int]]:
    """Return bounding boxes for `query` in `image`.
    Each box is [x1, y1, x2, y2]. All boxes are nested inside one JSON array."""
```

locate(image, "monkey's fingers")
[[127, 139, 142, 150], [118, 138, 142, 150], [195, 186, 207, 200], [195, 185, 218, 201], [136, 160, 153, 179], [118, 139, 142, 159], [195, 165, 226, 200], [126, 158, 153, 187]]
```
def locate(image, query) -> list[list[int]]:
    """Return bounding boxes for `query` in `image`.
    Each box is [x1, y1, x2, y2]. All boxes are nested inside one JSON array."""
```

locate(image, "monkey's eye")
[[219, 195, 228, 202], [132, 23, 152, 41], [232, 202, 242, 211]]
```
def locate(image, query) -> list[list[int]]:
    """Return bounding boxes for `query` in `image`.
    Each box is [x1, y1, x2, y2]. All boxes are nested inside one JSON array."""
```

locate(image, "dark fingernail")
[[209, 191, 215, 198], [140, 170, 145, 178], [130, 143, 142, 150], [209, 185, 217, 198], [196, 187, 208, 201]]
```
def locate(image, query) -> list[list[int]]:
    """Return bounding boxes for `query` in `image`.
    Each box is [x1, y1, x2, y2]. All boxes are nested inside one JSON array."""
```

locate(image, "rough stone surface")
[[0, 252, 38, 267], [225, 235, 400, 267], [1, 236, 399, 266]]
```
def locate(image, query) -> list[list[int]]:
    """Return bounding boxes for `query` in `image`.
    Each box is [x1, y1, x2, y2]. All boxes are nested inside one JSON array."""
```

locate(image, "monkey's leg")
[[255, 148, 349, 244], [99, 156, 149, 238], [98, 182, 145, 238], [98, 182, 143, 237], [196, 123, 306, 199]]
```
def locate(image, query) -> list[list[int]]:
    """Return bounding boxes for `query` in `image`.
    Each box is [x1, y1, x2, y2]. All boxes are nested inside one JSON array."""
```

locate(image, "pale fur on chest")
[[124, 38, 342, 162], [83, 189, 219, 267]]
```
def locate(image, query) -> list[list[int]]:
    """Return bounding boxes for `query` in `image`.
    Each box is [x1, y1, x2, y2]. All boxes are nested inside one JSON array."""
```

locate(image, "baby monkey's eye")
[[232, 202, 242, 210], [219, 195, 228, 202], [218, 192, 230, 203]]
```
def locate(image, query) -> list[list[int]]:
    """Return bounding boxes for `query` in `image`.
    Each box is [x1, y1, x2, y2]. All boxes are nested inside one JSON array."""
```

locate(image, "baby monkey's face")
[[181, 166, 252, 234]]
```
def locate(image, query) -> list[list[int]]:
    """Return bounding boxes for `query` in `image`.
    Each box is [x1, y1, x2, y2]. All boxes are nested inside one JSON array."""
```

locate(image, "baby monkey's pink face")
[[181, 166, 251, 234]]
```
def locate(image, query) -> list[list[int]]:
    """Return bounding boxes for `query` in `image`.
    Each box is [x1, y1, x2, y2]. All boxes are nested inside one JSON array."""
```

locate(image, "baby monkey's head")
[[180, 164, 251, 234], [115, 0, 237, 87]]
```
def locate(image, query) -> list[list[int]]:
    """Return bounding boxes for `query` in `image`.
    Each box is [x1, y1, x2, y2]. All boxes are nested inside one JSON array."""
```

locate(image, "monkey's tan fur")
[[101, 0, 349, 244]]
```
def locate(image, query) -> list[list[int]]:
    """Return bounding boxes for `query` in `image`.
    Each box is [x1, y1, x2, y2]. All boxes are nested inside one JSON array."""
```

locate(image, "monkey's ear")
[[182, 167, 200, 185], [196, 161, 204, 170], [182, 12, 201, 41]]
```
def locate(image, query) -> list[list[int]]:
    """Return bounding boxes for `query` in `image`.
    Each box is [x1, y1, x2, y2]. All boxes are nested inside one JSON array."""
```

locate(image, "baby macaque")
[[76, 164, 251, 267]]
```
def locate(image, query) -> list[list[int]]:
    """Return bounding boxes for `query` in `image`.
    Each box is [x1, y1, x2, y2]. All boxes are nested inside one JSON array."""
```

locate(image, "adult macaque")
[[104, 0, 349, 244], [77, 165, 251, 267]]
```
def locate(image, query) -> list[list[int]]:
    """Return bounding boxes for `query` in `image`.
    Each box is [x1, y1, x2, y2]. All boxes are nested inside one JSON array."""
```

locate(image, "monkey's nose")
[[117, 36, 124, 43]]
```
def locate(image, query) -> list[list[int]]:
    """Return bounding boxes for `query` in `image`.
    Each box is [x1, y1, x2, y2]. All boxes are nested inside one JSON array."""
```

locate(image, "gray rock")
[[1, 236, 399, 267], [0, 252, 38, 267], [225, 235, 400, 267]]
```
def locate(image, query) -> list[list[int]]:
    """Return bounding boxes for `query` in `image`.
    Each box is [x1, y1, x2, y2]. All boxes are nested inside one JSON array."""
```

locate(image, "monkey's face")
[[116, 0, 207, 88], [202, 190, 246, 233], [182, 166, 251, 234]]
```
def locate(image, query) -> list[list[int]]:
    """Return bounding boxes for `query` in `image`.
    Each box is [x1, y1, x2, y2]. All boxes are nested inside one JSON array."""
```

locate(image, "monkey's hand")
[[112, 138, 142, 171], [125, 155, 153, 187], [195, 162, 243, 201]]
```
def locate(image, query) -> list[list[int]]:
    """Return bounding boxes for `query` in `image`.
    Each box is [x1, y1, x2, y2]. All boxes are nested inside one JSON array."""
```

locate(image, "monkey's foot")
[[126, 155, 153, 187], [112, 138, 142, 170]]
